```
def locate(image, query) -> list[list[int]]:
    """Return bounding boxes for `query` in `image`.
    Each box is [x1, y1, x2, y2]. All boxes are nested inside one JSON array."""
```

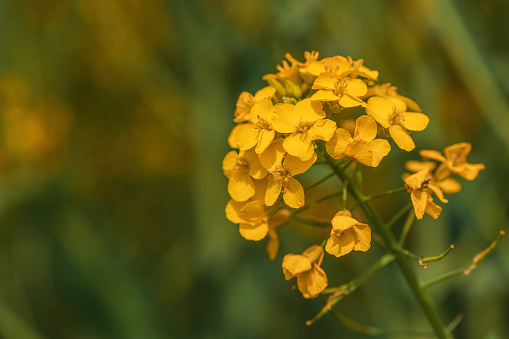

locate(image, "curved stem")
[[321, 147, 453, 339]]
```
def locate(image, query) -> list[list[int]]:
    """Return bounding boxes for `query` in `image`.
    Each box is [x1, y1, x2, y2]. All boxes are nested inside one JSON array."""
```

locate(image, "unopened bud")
[[267, 78, 287, 96]]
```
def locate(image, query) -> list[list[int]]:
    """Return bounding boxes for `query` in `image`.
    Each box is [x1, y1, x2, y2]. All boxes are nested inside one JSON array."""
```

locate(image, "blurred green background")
[[0, 0, 508, 338]]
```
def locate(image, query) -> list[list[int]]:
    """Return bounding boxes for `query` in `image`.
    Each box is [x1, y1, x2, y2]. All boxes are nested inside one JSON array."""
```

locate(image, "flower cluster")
[[223, 51, 483, 300], [403, 142, 485, 219]]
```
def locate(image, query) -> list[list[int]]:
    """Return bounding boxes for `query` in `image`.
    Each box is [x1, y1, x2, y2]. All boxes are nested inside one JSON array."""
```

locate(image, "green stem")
[[422, 267, 468, 289], [290, 215, 331, 227], [291, 191, 342, 216], [304, 172, 335, 190], [321, 148, 452, 339], [398, 210, 416, 247], [342, 180, 348, 211], [386, 203, 413, 229], [363, 186, 407, 202]]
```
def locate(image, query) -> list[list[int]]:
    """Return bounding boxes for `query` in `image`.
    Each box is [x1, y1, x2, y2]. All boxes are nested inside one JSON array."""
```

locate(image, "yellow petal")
[[389, 124, 415, 151], [405, 160, 437, 173], [283, 153, 316, 176], [228, 124, 241, 149], [458, 163, 485, 181], [428, 182, 448, 203], [272, 103, 299, 133], [311, 72, 337, 90], [404, 169, 429, 190], [259, 139, 286, 172], [255, 129, 275, 154], [365, 96, 392, 128], [244, 149, 268, 179], [443, 142, 471, 162], [228, 170, 255, 202], [325, 230, 355, 257], [331, 214, 359, 231], [238, 200, 266, 223], [297, 99, 325, 123], [310, 90, 340, 101], [352, 224, 371, 252], [283, 177, 305, 208], [253, 86, 276, 101], [339, 94, 366, 108], [425, 199, 442, 219], [265, 177, 283, 206], [297, 265, 327, 298], [366, 139, 391, 167], [250, 97, 274, 124], [222, 150, 238, 178], [438, 177, 462, 194], [239, 221, 269, 241], [282, 254, 311, 280], [411, 189, 429, 220], [266, 228, 280, 261], [419, 150, 446, 162], [346, 78, 368, 96], [326, 128, 352, 159], [283, 133, 314, 161], [302, 245, 325, 265], [225, 199, 244, 224], [400, 112, 429, 131], [355, 115, 377, 141], [345, 140, 373, 167], [308, 119, 337, 141], [235, 123, 260, 151]]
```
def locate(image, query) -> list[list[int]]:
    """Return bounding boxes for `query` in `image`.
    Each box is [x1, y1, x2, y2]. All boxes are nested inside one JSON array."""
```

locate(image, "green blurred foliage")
[[0, 0, 508, 338]]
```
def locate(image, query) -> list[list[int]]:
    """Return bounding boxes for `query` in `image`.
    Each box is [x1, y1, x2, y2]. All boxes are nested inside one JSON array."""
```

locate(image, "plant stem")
[[363, 186, 407, 202], [304, 172, 335, 190], [322, 149, 453, 339]]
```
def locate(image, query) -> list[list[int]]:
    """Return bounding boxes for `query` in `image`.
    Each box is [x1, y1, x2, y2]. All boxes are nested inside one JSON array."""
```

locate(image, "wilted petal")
[[411, 189, 429, 220], [282, 254, 311, 280], [425, 198, 442, 219], [405, 169, 428, 190], [297, 265, 328, 299]]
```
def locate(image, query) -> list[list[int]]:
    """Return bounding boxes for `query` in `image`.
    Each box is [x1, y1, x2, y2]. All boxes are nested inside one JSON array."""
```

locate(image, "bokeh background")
[[0, 0, 508, 338]]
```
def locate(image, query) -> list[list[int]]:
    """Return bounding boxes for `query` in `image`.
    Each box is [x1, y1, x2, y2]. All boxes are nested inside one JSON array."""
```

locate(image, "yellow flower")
[[222, 148, 268, 202], [261, 140, 316, 208], [311, 74, 367, 108], [363, 83, 422, 112], [301, 55, 351, 78], [419, 142, 485, 181], [271, 99, 336, 161], [234, 86, 276, 123], [366, 96, 429, 151], [266, 209, 291, 261], [282, 245, 328, 299], [325, 210, 371, 257], [234, 97, 276, 154], [404, 169, 448, 220], [326, 115, 390, 167], [404, 160, 462, 194], [347, 57, 379, 81]]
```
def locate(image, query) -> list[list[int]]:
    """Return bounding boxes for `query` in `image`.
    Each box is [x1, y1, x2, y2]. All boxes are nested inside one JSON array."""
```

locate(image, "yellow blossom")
[[234, 97, 276, 154], [347, 57, 379, 81], [366, 96, 429, 151], [271, 99, 336, 161], [325, 210, 371, 257], [326, 115, 390, 167], [234, 86, 276, 123], [419, 142, 485, 181], [301, 55, 351, 78], [261, 140, 316, 208], [282, 245, 328, 299], [404, 160, 462, 194], [311, 74, 367, 108], [404, 169, 448, 220], [364, 83, 422, 112], [222, 148, 268, 202]]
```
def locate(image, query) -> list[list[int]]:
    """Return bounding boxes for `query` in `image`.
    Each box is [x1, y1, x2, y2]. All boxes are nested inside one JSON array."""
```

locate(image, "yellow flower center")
[[255, 116, 273, 130], [389, 106, 404, 125]]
